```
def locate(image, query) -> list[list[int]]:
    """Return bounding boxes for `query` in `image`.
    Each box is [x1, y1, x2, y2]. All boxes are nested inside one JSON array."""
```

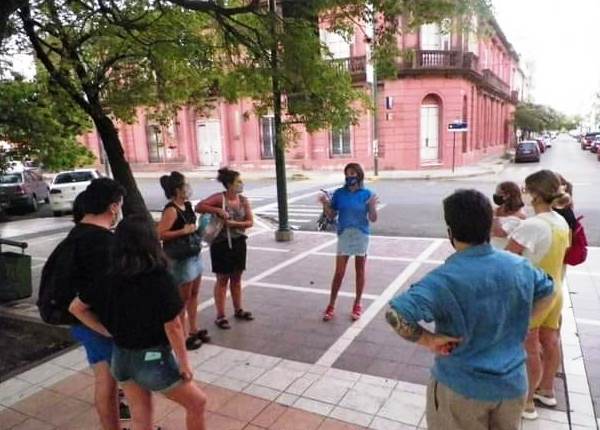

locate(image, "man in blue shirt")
[[386, 189, 554, 430]]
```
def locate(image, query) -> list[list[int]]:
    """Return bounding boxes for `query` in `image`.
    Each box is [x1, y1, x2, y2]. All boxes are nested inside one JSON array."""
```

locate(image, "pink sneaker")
[[323, 305, 335, 321], [351, 304, 362, 321]]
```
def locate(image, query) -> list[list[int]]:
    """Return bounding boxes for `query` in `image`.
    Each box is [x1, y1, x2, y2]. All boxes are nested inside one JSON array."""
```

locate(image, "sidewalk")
[[129, 155, 510, 182], [1, 228, 593, 430]]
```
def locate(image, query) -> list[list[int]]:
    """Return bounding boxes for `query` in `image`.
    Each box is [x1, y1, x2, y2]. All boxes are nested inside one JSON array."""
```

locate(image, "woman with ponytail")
[[158, 172, 209, 350], [196, 168, 254, 330], [506, 170, 571, 420]]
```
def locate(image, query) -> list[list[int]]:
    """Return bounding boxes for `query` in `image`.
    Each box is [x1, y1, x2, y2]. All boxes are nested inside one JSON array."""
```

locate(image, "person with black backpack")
[[44, 178, 125, 430], [158, 172, 209, 350]]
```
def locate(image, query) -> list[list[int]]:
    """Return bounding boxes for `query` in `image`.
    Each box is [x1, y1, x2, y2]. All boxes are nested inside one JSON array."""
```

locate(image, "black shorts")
[[210, 236, 247, 274]]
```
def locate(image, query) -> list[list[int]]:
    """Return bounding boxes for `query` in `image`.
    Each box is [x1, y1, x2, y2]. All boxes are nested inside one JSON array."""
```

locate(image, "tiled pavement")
[[1, 226, 598, 429]]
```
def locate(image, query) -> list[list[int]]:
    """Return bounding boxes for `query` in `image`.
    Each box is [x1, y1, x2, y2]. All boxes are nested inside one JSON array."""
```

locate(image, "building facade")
[[82, 15, 521, 172]]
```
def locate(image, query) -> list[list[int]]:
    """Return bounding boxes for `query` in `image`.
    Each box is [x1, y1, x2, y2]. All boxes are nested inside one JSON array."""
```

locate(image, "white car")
[[49, 169, 101, 216]]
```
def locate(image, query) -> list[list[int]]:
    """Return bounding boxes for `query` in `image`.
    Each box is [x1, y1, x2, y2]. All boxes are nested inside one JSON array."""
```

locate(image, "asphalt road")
[[2, 134, 598, 245]]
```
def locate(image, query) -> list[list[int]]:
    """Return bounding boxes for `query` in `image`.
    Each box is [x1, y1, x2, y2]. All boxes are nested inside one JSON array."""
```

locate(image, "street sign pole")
[[452, 133, 456, 173], [448, 120, 468, 174]]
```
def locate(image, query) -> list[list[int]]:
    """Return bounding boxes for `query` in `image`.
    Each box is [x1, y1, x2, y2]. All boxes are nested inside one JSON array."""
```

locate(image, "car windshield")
[[0, 173, 23, 184], [54, 171, 94, 184]]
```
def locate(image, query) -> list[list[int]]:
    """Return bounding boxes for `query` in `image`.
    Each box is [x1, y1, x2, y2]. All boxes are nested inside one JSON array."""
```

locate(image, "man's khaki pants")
[[426, 379, 525, 430]]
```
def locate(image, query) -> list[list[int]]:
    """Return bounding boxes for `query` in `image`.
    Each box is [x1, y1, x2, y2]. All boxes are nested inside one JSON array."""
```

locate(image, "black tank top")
[[164, 201, 196, 231]]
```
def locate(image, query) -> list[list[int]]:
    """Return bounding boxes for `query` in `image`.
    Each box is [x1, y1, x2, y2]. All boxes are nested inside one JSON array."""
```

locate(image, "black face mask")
[[493, 194, 505, 206]]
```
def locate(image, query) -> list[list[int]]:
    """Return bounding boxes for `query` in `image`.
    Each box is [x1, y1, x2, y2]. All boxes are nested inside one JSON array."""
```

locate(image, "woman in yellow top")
[[506, 170, 571, 420]]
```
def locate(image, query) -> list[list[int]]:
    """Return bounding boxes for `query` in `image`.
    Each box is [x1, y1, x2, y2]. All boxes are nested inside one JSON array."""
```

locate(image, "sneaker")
[[351, 304, 362, 321], [521, 405, 538, 420], [323, 305, 335, 321], [534, 391, 558, 407]]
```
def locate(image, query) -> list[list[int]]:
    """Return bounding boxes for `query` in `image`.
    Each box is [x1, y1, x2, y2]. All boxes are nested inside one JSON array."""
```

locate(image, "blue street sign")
[[448, 121, 468, 132]]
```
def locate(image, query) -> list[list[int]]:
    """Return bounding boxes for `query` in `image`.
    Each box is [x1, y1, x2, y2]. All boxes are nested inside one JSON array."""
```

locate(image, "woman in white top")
[[490, 181, 527, 249], [506, 170, 571, 420]]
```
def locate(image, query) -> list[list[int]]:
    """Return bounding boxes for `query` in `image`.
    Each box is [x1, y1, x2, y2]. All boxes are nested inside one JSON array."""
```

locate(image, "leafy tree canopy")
[[0, 72, 93, 173]]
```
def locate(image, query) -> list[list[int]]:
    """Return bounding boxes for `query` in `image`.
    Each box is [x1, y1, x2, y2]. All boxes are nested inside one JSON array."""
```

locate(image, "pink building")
[[82, 15, 522, 172]]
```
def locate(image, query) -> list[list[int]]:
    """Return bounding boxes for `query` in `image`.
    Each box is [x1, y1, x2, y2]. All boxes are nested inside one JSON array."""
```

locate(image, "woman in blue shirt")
[[320, 163, 378, 321]]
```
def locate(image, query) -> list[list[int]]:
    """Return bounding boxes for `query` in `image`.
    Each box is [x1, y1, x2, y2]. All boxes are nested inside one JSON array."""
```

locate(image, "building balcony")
[[402, 50, 479, 72], [482, 69, 511, 96], [332, 56, 367, 82]]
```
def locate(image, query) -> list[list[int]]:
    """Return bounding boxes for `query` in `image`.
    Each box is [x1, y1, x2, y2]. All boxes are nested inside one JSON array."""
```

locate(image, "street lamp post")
[[270, 0, 293, 242]]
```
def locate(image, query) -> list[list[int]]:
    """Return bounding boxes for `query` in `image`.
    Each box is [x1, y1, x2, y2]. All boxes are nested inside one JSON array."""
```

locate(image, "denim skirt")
[[170, 254, 203, 286], [337, 228, 369, 256]]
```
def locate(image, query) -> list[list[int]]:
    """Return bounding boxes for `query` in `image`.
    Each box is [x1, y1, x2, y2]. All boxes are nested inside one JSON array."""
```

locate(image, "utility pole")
[[270, 0, 293, 242], [367, 8, 378, 176]]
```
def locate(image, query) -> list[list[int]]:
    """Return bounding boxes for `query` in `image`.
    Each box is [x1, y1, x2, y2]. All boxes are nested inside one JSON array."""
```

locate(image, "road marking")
[[312, 251, 443, 265], [249, 281, 379, 300], [316, 239, 444, 367], [198, 236, 338, 311], [576, 318, 600, 327], [247, 246, 290, 253]]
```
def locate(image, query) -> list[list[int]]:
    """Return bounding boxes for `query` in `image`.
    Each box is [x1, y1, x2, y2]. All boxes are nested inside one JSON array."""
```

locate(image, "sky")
[[493, 0, 600, 118]]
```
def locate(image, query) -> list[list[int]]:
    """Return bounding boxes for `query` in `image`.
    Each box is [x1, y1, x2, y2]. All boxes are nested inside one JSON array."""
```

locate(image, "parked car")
[[535, 139, 546, 153], [0, 169, 50, 212], [49, 169, 101, 216], [591, 137, 600, 154], [581, 132, 600, 150], [515, 140, 541, 163]]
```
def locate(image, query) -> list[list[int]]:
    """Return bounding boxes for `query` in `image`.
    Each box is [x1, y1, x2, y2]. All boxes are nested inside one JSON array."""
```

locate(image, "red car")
[[581, 132, 600, 150], [535, 139, 546, 153]]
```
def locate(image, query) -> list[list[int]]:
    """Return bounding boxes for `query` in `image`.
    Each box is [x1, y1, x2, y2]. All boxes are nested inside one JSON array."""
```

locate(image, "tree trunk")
[[91, 112, 148, 217]]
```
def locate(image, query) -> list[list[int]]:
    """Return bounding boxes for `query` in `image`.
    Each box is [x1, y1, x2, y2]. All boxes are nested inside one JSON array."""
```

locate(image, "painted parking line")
[[316, 239, 445, 367], [197, 233, 338, 312]]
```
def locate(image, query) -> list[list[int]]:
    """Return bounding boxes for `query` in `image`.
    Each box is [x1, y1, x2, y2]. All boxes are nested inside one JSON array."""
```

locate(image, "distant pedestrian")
[[196, 168, 254, 330], [158, 172, 209, 350], [387, 189, 554, 430], [67, 178, 125, 430], [320, 163, 378, 321], [506, 170, 571, 420], [90, 215, 207, 430], [490, 181, 526, 249]]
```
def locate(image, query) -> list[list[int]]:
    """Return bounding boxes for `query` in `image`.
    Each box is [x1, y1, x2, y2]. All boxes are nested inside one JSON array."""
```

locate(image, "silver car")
[[0, 169, 50, 212]]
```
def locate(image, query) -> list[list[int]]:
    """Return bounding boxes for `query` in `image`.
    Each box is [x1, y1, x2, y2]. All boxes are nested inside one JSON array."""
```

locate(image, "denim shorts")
[[111, 345, 183, 393], [70, 325, 113, 365], [337, 228, 369, 256], [170, 254, 203, 286]]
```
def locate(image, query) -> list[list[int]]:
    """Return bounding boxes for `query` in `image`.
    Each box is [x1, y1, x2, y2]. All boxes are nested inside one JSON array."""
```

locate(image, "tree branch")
[[166, 0, 261, 16], [18, 5, 92, 116]]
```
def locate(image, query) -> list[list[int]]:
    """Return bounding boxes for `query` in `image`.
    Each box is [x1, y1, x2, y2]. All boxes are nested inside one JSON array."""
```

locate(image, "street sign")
[[448, 121, 468, 132]]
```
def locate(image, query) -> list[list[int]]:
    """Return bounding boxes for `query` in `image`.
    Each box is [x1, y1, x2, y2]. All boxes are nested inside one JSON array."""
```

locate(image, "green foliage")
[[0, 74, 94, 173], [514, 102, 576, 133]]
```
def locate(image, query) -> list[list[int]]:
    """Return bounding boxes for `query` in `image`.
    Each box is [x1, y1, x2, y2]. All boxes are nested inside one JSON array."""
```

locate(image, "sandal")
[[234, 309, 254, 321], [195, 329, 211, 343], [215, 316, 231, 329], [323, 305, 335, 322], [351, 303, 362, 321], [185, 335, 203, 350], [185, 335, 203, 351]]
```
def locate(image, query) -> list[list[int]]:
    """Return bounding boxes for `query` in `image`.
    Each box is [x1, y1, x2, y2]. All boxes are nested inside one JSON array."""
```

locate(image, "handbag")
[[564, 216, 588, 266], [163, 202, 202, 260], [200, 192, 230, 246]]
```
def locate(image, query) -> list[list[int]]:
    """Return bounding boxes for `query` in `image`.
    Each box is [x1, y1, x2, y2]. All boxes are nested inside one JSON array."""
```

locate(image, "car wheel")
[[28, 195, 39, 212], [53, 210, 62, 217]]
